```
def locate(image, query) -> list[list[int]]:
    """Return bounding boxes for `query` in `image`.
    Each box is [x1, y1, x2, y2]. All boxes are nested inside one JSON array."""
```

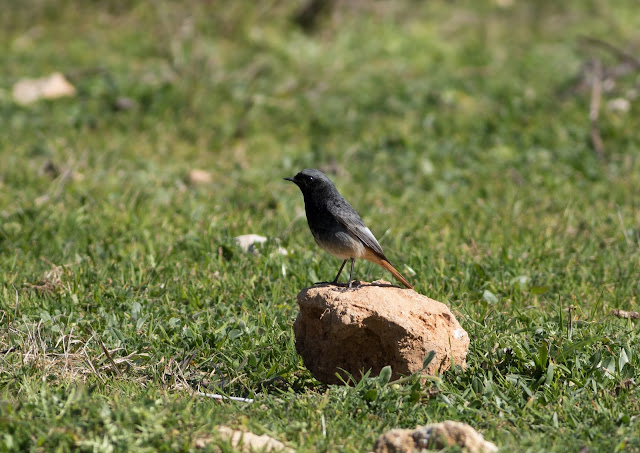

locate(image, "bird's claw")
[[312, 280, 361, 290], [312, 281, 334, 286], [345, 280, 362, 290]]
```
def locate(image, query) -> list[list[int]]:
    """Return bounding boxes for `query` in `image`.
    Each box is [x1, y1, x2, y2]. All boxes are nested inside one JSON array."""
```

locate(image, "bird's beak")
[[283, 177, 295, 182]]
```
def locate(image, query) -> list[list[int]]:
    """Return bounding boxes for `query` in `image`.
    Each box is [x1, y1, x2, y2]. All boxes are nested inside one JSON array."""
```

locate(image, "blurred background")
[[0, 0, 640, 297], [2, 0, 639, 289], [1, 1, 640, 450]]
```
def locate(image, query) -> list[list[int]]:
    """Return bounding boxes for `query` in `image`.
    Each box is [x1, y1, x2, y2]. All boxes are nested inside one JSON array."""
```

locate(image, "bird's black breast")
[[302, 190, 366, 258], [303, 190, 342, 232]]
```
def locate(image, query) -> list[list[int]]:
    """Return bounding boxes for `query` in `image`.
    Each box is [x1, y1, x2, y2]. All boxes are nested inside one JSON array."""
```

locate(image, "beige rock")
[[294, 282, 469, 384], [215, 426, 293, 452], [13, 72, 76, 105], [187, 169, 213, 185], [374, 421, 498, 453]]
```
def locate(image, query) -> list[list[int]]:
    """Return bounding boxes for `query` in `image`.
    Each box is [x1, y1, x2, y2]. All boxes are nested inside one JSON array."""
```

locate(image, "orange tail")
[[375, 258, 414, 289]]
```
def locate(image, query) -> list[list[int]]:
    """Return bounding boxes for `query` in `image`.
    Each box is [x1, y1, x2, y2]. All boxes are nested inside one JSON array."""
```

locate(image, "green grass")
[[1, 0, 640, 451]]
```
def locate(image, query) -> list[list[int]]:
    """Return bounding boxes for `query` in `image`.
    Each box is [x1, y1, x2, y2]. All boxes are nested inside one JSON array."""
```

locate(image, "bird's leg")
[[331, 259, 348, 284], [313, 259, 347, 286], [346, 258, 360, 290]]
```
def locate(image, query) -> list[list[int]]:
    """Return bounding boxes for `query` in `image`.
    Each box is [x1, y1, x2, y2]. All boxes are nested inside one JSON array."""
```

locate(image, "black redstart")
[[284, 168, 413, 289]]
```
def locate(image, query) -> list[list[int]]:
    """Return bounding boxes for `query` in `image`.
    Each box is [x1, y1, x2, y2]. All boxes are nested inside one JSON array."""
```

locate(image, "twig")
[[178, 347, 200, 372], [579, 36, 640, 69], [81, 325, 121, 377], [172, 357, 191, 390], [610, 309, 640, 320], [82, 339, 106, 383], [568, 304, 574, 341], [589, 59, 604, 160], [617, 205, 632, 246], [64, 66, 110, 80], [14, 286, 19, 321], [196, 392, 254, 403], [561, 37, 640, 102]]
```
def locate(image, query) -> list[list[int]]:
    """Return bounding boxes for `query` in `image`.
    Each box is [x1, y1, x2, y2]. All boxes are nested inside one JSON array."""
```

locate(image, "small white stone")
[[215, 426, 294, 453], [607, 97, 631, 113], [375, 421, 498, 453], [271, 246, 288, 256], [187, 169, 212, 185], [234, 234, 267, 254], [13, 72, 76, 105]]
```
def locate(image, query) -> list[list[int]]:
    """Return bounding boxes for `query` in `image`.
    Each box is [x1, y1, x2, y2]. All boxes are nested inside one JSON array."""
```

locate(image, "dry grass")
[[1, 318, 150, 386]]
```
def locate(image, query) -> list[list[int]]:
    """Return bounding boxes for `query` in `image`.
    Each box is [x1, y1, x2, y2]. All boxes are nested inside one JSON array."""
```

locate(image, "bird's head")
[[284, 168, 332, 193]]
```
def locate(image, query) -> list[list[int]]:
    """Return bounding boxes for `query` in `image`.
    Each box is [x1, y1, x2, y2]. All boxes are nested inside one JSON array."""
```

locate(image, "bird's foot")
[[313, 280, 344, 287], [312, 280, 361, 290], [345, 280, 362, 291]]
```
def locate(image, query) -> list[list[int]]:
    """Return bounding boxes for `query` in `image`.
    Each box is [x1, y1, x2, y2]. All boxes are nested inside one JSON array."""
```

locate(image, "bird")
[[284, 168, 413, 289]]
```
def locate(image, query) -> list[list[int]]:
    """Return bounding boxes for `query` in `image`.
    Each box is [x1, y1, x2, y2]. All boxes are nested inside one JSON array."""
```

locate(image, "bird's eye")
[[308, 176, 313, 181]]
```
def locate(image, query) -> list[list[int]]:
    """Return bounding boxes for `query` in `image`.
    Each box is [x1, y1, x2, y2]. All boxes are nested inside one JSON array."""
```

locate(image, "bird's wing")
[[331, 199, 385, 257]]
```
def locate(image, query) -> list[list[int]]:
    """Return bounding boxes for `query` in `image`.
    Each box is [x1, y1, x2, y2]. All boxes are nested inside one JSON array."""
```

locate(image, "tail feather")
[[377, 258, 413, 289]]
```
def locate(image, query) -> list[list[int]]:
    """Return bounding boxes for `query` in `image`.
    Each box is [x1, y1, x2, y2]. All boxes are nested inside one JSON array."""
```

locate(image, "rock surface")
[[373, 421, 498, 453], [294, 281, 469, 384]]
